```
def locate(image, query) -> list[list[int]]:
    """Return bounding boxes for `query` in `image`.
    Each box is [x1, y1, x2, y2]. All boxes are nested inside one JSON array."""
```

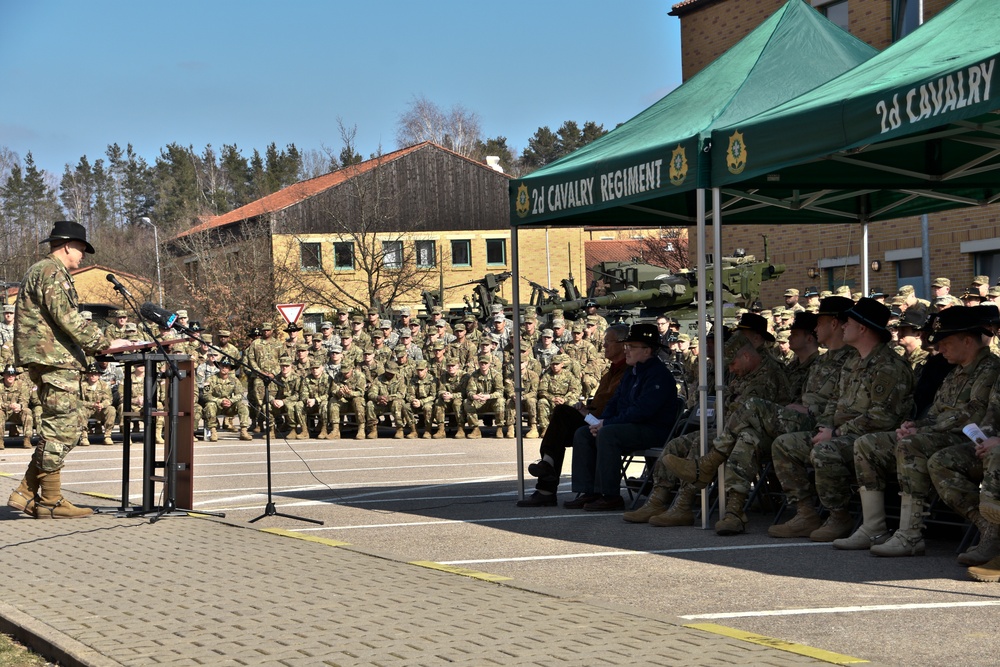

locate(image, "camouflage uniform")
[[563, 335, 601, 398], [366, 369, 406, 434], [245, 333, 283, 428], [78, 375, 116, 442], [854, 347, 998, 497], [536, 365, 582, 434], [507, 364, 540, 435], [463, 364, 505, 430], [449, 336, 478, 371], [271, 370, 305, 433], [330, 367, 367, 432], [783, 351, 818, 402], [405, 368, 438, 435], [0, 373, 34, 444], [435, 367, 468, 431], [15, 254, 111, 473], [193, 359, 219, 431], [301, 368, 334, 434], [203, 373, 250, 429], [534, 341, 561, 371]]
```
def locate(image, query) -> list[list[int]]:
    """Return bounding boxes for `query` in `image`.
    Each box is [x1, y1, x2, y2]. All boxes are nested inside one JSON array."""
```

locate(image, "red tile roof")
[[172, 141, 507, 241], [669, 0, 719, 16]]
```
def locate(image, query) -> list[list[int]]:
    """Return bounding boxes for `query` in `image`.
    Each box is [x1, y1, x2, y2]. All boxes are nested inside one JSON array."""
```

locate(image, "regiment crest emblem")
[[515, 183, 530, 219], [726, 131, 748, 175], [669, 145, 688, 186]]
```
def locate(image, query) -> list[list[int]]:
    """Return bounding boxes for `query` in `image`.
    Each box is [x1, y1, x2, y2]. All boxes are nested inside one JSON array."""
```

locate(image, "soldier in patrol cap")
[[0, 364, 32, 448], [535, 329, 560, 370], [784, 288, 805, 313], [536, 353, 582, 438], [405, 359, 437, 438], [366, 360, 407, 438], [104, 309, 129, 340], [973, 275, 991, 298], [79, 362, 116, 445], [463, 354, 505, 438], [931, 277, 951, 299]]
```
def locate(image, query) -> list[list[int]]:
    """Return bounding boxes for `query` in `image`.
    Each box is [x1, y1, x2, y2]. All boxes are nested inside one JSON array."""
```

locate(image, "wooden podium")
[[106, 341, 195, 516]]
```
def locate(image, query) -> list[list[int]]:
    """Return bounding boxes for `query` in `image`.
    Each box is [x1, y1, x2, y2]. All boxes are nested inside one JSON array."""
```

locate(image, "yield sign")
[[276, 303, 306, 325]]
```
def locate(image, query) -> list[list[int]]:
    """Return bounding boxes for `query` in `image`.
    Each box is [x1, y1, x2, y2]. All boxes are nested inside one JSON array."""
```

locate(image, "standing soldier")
[[216, 329, 241, 367], [434, 358, 467, 439], [301, 362, 333, 438], [0, 364, 33, 448], [428, 306, 451, 335], [329, 362, 367, 440], [366, 361, 406, 438], [583, 300, 609, 343], [521, 314, 540, 351], [350, 315, 371, 350], [271, 358, 306, 439], [536, 354, 583, 438], [104, 309, 129, 340], [0, 304, 15, 346], [245, 322, 283, 433], [203, 359, 253, 442], [463, 315, 483, 346], [364, 307, 381, 335], [370, 331, 392, 365], [340, 331, 363, 368], [427, 341, 449, 381], [6, 221, 127, 519], [406, 360, 438, 439], [79, 363, 116, 446], [463, 355, 506, 439], [318, 321, 337, 353], [292, 344, 312, 377]]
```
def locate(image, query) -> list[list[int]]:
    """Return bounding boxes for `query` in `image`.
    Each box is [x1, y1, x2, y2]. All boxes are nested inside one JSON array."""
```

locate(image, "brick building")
[[671, 0, 995, 304]]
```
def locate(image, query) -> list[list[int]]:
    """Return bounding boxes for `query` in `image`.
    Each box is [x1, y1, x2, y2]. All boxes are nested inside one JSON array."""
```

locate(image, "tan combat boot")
[[468, 427, 482, 439], [715, 492, 749, 535], [768, 501, 823, 538], [238, 428, 253, 441], [405, 426, 418, 439], [649, 483, 697, 527], [623, 486, 672, 524], [871, 494, 926, 557], [77, 432, 90, 447], [22, 434, 31, 448], [968, 554, 1000, 582], [354, 428, 365, 440], [421, 428, 432, 439], [505, 425, 515, 438], [809, 509, 855, 542], [34, 470, 93, 519], [454, 427, 466, 439], [317, 423, 328, 439], [666, 448, 727, 485], [393, 428, 404, 439], [525, 425, 539, 439], [493, 426, 505, 439], [432, 426, 446, 439], [7, 459, 39, 513], [327, 425, 341, 440], [958, 514, 1000, 566], [833, 488, 890, 550], [209, 428, 219, 442]]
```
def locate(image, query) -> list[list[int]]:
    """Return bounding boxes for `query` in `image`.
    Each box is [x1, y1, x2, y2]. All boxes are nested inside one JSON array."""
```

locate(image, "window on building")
[[825, 269, 856, 295], [895, 257, 925, 298], [819, 0, 849, 31], [451, 239, 471, 267], [300, 242, 321, 271], [485, 238, 507, 266], [974, 252, 1000, 287], [382, 240, 403, 269], [892, 0, 920, 42], [416, 240, 436, 268], [334, 242, 355, 270]]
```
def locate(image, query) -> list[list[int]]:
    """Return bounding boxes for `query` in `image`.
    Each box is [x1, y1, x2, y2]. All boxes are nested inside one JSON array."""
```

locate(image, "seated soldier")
[[536, 354, 582, 438], [203, 359, 253, 441], [0, 364, 32, 448], [271, 357, 306, 439], [366, 360, 406, 438], [434, 357, 467, 439], [329, 362, 367, 440], [301, 361, 334, 438], [463, 354, 505, 439], [507, 352, 540, 440], [79, 362, 116, 446], [405, 360, 437, 439]]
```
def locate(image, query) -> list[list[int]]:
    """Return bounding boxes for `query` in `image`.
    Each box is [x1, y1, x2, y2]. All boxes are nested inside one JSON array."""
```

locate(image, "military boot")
[[209, 428, 219, 442], [432, 425, 447, 439], [421, 428, 432, 439], [34, 470, 93, 519], [622, 486, 672, 524], [366, 425, 378, 439], [981, 495, 1000, 525], [327, 425, 341, 440], [808, 509, 855, 542], [525, 425, 539, 439], [7, 459, 39, 513], [317, 422, 329, 439], [22, 434, 31, 448], [833, 488, 890, 550], [871, 494, 926, 557], [968, 554, 1000, 582], [958, 514, 1000, 566], [504, 425, 515, 438], [238, 428, 253, 441], [666, 448, 727, 485], [354, 428, 365, 440], [715, 492, 748, 535], [493, 426, 505, 439], [405, 424, 418, 439], [649, 483, 697, 527], [468, 426, 482, 439], [391, 427, 403, 439], [768, 501, 822, 538], [454, 427, 466, 439], [77, 432, 90, 447]]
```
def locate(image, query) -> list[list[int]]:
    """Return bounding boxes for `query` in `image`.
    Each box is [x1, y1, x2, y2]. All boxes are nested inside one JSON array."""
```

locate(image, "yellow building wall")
[[73, 268, 153, 309]]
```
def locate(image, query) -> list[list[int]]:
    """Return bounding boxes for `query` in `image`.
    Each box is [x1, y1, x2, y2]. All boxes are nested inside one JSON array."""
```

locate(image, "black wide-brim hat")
[[40, 220, 95, 254], [736, 312, 775, 342], [929, 305, 994, 343], [624, 322, 661, 349], [840, 297, 892, 343]]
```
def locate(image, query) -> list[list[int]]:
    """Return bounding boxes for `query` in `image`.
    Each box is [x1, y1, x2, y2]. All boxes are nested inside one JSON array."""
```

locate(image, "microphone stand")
[[108, 283, 224, 523], [145, 315, 321, 525]]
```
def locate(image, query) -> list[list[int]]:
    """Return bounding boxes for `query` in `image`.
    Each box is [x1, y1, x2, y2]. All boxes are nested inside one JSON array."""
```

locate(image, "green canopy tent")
[[506, 0, 876, 510], [707, 0, 1000, 253]]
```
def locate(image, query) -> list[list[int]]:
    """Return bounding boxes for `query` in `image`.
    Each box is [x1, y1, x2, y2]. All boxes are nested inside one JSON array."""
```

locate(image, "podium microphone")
[[106, 273, 134, 299], [140, 301, 178, 329]]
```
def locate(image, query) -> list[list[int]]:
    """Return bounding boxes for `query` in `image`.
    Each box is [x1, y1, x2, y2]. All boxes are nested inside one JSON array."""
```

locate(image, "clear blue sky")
[[0, 0, 682, 177]]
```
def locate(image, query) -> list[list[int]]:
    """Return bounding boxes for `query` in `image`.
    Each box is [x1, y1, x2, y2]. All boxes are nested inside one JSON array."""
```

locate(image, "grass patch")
[[0, 632, 48, 667]]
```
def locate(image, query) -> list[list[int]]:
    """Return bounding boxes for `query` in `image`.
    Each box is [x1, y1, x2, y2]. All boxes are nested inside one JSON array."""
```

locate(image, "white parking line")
[[439, 541, 832, 565], [295, 513, 608, 531], [680, 600, 1000, 619]]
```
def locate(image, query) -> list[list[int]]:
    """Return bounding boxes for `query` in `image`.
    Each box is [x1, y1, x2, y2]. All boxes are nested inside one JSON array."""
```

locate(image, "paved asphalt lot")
[[2, 430, 998, 666]]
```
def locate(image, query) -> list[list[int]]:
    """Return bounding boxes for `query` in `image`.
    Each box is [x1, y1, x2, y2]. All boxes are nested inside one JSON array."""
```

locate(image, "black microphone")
[[139, 302, 178, 329], [106, 273, 134, 298]]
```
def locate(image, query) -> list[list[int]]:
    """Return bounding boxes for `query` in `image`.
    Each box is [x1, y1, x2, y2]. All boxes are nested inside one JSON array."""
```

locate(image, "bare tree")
[[629, 230, 691, 273], [396, 95, 482, 157]]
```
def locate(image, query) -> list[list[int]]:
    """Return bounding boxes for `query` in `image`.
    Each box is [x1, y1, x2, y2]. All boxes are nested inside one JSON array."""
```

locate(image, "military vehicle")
[[539, 251, 786, 329]]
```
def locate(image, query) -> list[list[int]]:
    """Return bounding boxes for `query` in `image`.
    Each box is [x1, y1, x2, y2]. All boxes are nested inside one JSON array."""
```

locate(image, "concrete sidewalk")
[[0, 476, 855, 666]]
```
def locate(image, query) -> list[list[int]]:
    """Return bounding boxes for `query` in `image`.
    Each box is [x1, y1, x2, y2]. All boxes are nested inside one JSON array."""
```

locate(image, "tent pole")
[[862, 219, 870, 296], [511, 225, 525, 501], [696, 189, 709, 528], [712, 187, 725, 526], [921, 214, 931, 299]]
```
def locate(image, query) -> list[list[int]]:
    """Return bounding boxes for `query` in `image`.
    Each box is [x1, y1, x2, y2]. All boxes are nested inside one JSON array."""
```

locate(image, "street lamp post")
[[139, 217, 164, 307]]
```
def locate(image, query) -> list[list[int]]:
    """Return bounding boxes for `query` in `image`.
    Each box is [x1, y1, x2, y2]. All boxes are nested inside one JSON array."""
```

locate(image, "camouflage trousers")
[[855, 430, 965, 497], [367, 398, 404, 430], [29, 367, 86, 473], [651, 430, 699, 491], [506, 396, 537, 430], [434, 397, 464, 427], [302, 399, 328, 428], [271, 400, 304, 430], [928, 443, 983, 519], [406, 401, 434, 429], [81, 406, 116, 434], [537, 398, 567, 432], [772, 432, 857, 510], [2, 406, 33, 435], [464, 397, 504, 428], [713, 398, 814, 495], [204, 400, 250, 429]]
